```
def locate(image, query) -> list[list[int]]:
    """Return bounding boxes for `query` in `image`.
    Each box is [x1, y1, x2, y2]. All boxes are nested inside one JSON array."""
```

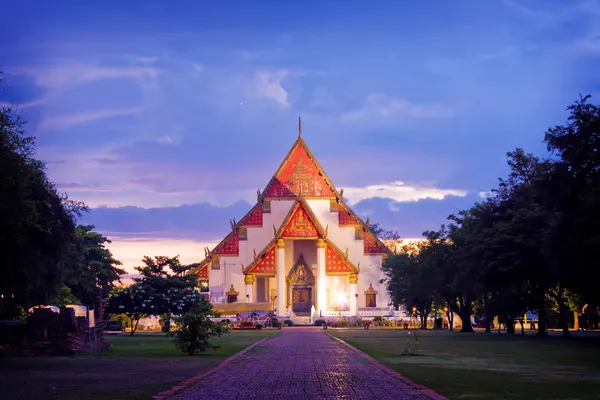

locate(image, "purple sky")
[[1, 0, 599, 269]]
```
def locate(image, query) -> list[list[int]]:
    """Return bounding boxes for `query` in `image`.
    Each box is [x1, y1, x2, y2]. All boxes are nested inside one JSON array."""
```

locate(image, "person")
[[363, 320, 370, 330], [322, 320, 328, 330]]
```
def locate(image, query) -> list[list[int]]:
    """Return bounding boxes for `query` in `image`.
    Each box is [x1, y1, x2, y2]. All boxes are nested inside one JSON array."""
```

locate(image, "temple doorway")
[[292, 287, 312, 313], [287, 254, 314, 315]]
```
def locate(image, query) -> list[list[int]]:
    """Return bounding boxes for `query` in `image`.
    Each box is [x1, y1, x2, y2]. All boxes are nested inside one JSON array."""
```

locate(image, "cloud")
[[574, 33, 600, 55], [105, 237, 218, 273], [252, 70, 289, 108], [502, 0, 568, 27], [352, 194, 483, 238], [341, 181, 467, 205], [39, 107, 142, 131], [340, 93, 453, 123], [81, 201, 254, 242], [18, 64, 160, 89]]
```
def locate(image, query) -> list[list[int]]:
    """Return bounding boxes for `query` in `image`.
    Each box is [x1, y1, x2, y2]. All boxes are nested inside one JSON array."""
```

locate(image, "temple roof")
[[194, 125, 392, 274], [276, 198, 327, 239], [262, 136, 340, 199]]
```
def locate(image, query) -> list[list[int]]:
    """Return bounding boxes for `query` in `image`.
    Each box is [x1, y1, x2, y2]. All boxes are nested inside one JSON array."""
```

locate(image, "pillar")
[[349, 273, 358, 316], [276, 239, 286, 315], [244, 274, 254, 303], [316, 238, 326, 312]]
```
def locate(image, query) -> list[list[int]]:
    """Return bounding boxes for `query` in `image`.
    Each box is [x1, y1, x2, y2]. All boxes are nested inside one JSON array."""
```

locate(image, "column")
[[349, 273, 358, 316], [276, 239, 286, 315], [377, 261, 385, 308], [244, 274, 254, 303], [316, 238, 326, 313]]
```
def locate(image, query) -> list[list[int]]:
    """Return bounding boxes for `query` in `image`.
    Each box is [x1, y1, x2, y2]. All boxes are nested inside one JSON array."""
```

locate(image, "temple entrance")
[[287, 254, 315, 315], [292, 287, 312, 313]]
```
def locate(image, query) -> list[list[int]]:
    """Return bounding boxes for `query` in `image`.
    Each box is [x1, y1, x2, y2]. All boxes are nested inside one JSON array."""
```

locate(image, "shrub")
[[170, 299, 229, 355], [330, 317, 350, 328], [314, 319, 326, 326], [283, 319, 293, 326]]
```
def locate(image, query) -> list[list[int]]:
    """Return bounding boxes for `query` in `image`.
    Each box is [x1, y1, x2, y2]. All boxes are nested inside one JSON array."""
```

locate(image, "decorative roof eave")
[[237, 202, 263, 226], [338, 200, 393, 256], [337, 201, 363, 226], [242, 238, 278, 275], [324, 238, 360, 274], [208, 229, 239, 257], [195, 263, 209, 279], [275, 197, 328, 238], [263, 137, 341, 199]]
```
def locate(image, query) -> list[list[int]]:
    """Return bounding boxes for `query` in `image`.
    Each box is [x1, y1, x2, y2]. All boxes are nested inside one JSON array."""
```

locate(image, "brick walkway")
[[166, 327, 440, 400]]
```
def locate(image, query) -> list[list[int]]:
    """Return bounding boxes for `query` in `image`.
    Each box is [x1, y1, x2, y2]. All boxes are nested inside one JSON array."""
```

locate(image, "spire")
[[298, 116, 302, 138]]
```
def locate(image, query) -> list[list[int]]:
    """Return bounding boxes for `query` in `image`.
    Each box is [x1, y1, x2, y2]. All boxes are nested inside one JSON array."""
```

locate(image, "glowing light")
[[336, 292, 346, 304]]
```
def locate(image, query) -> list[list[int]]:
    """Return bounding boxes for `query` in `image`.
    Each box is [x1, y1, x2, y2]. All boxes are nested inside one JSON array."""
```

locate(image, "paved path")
[[167, 327, 439, 400]]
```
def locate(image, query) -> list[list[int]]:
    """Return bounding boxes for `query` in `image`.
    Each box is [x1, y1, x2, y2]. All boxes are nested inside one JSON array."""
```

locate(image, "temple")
[[194, 119, 391, 323]]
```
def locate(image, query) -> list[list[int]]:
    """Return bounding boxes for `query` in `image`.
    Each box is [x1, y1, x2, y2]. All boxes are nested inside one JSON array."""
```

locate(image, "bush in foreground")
[[170, 299, 229, 355]]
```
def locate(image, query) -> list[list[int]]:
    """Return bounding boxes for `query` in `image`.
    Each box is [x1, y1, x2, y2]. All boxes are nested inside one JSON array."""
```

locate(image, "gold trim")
[[339, 200, 392, 255], [365, 283, 378, 295], [242, 238, 278, 275], [276, 198, 327, 239], [244, 274, 255, 284], [276, 238, 285, 248], [262, 136, 342, 199], [349, 273, 358, 284], [316, 238, 325, 248], [324, 238, 360, 274], [226, 284, 239, 296]]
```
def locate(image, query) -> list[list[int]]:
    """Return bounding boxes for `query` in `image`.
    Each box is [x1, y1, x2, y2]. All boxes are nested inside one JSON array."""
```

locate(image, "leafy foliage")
[[382, 96, 600, 337], [0, 74, 123, 317], [106, 255, 200, 335], [170, 298, 229, 355]]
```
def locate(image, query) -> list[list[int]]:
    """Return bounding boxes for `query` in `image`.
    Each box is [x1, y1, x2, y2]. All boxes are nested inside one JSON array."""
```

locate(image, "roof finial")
[[298, 116, 302, 138]]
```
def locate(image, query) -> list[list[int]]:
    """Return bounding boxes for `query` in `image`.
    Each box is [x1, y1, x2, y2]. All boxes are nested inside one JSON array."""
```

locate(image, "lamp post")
[[412, 306, 417, 328]]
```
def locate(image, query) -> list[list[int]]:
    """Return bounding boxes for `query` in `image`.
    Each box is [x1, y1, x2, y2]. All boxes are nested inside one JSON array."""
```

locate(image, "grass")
[[329, 329, 600, 400], [0, 330, 278, 400]]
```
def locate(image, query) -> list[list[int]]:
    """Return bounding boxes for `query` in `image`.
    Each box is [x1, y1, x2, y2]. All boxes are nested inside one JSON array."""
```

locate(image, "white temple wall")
[[306, 199, 356, 252], [245, 199, 294, 258]]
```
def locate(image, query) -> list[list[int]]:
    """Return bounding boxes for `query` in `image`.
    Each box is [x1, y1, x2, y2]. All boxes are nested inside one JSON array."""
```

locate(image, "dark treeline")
[[382, 96, 600, 338], [1, 74, 125, 319]]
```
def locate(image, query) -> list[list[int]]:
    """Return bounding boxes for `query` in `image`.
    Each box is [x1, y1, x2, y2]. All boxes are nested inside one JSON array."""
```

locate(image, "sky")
[[1, 0, 599, 272]]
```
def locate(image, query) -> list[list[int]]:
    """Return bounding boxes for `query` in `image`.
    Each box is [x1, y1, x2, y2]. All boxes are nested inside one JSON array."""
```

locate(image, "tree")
[[383, 241, 438, 329], [106, 284, 152, 335], [106, 255, 200, 335], [544, 95, 600, 311], [1, 80, 87, 317], [170, 298, 229, 355], [370, 222, 403, 253], [66, 225, 125, 306]]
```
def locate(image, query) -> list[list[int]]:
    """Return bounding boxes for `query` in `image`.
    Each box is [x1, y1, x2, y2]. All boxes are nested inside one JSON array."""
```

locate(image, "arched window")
[[365, 283, 377, 308]]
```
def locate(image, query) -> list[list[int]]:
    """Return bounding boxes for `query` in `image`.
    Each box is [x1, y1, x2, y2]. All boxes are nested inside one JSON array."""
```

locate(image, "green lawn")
[[0, 330, 278, 400], [329, 329, 600, 400]]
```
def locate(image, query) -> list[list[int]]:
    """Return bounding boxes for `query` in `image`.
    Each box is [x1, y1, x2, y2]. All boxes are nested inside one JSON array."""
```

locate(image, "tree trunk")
[[556, 298, 572, 339], [420, 315, 426, 329], [506, 315, 515, 334], [459, 309, 473, 332], [484, 311, 492, 334], [536, 297, 548, 337]]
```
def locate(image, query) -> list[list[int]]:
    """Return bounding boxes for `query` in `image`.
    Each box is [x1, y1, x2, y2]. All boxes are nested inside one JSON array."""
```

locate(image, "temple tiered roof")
[[196, 121, 391, 274]]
